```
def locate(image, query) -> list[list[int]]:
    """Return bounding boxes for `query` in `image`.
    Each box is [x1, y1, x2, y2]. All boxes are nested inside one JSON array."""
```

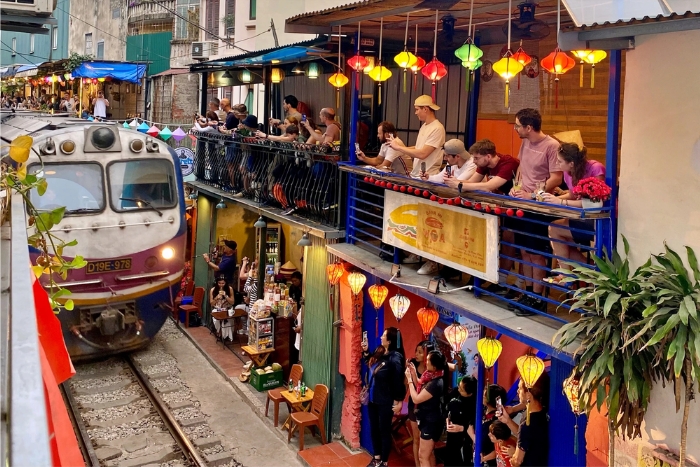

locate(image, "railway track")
[[63, 347, 239, 467]]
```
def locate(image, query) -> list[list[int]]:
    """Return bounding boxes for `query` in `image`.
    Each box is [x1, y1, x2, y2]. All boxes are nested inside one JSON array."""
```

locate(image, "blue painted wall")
[[0, 0, 69, 66]]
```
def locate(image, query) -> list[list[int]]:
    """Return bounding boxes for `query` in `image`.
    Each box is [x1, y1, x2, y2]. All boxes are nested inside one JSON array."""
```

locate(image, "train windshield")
[[28, 163, 105, 213], [108, 159, 176, 212]]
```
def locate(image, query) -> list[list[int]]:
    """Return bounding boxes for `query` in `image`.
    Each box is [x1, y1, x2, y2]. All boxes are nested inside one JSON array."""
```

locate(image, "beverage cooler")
[[256, 223, 283, 268]]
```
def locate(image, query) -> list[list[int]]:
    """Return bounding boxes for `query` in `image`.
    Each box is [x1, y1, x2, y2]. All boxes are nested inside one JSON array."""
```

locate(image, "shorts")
[[407, 403, 416, 422], [504, 212, 554, 254], [569, 219, 595, 246], [418, 418, 443, 442]]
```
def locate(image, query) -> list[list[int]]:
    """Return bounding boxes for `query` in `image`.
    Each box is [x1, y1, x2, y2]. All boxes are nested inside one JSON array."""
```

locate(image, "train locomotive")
[[1, 112, 186, 361]]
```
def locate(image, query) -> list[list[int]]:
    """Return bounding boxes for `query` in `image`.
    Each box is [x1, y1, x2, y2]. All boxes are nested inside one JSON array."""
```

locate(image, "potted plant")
[[625, 244, 700, 467], [554, 239, 662, 467], [572, 177, 612, 209]]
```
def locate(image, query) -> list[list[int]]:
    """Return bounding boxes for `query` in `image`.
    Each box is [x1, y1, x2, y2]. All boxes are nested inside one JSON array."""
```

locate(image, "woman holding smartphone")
[[209, 276, 234, 340], [361, 328, 406, 467]]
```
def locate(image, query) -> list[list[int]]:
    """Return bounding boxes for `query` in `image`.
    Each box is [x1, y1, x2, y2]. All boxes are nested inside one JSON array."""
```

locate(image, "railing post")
[[603, 49, 621, 255], [348, 31, 360, 164]]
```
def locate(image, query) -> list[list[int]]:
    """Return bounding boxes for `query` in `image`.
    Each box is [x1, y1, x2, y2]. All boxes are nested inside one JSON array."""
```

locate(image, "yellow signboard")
[[383, 191, 499, 282]]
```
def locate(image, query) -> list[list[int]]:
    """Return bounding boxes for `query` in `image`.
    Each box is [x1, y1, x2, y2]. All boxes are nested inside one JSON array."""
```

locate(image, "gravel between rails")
[[80, 399, 152, 423]]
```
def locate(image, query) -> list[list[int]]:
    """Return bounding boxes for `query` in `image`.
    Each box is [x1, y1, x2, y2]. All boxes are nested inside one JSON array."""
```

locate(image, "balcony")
[[127, 0, 174, 26], [190, 132, 344, 232]]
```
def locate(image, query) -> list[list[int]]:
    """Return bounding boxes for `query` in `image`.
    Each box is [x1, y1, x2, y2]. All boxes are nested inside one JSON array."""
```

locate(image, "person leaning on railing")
[[255, 124, 301, 143], [540, 142, 605, 283], [356, 121, 413, 176], [193, 111, 221, 133], [419, 139, 476, 183], [302, 108, 341, 146]]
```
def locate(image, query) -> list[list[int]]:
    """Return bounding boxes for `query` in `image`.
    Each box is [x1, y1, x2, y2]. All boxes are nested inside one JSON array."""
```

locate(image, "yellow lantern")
[[389, 294, 410, 322], [477, 337, 502, 369], [347, 272, 367, 296], [328, 72, 349, 88], [367, 284, 388, 310], [270, 68, 285, 84], [516, 353, 545, 425], [362, 57, 375, 74], [444, 323, 468, 353], [97, 77, 106, 82], [492, 55, 524, 108], [367, 65, 392, 82], [581, 50, 607, 88], [563, 370, 582, 454], [571, 49, 592, 87]]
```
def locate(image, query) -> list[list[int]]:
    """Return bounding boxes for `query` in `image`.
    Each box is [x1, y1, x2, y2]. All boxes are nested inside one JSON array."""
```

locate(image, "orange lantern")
[[326, 263, 344, 286], [368, 284, 388, 310], [511, 42, 532, 90], [347, 21, 368, 75], [563, 370, 582, 454], [417, 306, 439, 337], [516, 353, 545, 425], [540, 47, 575, 108], [444, 323, 468, 352]]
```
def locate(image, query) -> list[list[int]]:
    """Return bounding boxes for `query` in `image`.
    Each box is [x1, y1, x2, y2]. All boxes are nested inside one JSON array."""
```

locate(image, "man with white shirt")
[[389, 95, 445, 177], [356, 121, 413, 175], [92, 91, 109, 118], [421, 139, 476, 183]]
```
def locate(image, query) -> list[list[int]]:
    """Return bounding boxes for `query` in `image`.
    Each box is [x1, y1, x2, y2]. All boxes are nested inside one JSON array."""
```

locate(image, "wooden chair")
[[172, 281, 195, 320], [287, 384, 328, 451], [266, 364, 303, 427], [391, 412, 413, 454], [178, 286, 204, 327]]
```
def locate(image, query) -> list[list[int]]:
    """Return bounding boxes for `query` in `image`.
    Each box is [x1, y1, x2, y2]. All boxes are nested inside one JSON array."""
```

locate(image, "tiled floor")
[[298, 442, 373, 467]]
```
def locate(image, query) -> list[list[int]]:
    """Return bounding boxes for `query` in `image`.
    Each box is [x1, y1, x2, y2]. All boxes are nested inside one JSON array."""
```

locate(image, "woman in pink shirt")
[[541, 142, 605, 281]]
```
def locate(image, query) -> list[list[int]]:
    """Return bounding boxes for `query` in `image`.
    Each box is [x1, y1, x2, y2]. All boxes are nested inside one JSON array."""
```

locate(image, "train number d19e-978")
[[86, 258, 133, 274]]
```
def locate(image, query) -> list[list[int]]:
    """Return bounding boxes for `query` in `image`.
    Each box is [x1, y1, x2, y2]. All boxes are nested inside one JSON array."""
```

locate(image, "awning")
[[15, 64, 42, 78], [151, 68, 190, 78], [71, 61, 147, 84]]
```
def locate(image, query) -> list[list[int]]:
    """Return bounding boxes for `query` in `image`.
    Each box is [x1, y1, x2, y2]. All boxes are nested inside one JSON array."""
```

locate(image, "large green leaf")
[[604, 293, 621, 317], [684, 295, 697, 320], [686, 246, 700, 284], [645, 314, 681, 349]]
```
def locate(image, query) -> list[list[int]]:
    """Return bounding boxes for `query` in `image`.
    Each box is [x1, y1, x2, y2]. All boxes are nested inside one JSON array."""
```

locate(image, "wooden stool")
[[265, 388, 286, 427]]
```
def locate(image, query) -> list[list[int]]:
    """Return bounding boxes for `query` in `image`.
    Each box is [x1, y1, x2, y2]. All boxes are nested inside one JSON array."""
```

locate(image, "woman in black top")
[[406, 340, 435, 467], [361, 327, 406, 467], [444, 375, 477, 466], [406, 350, 447, 467], [475, 384, 508, 467]]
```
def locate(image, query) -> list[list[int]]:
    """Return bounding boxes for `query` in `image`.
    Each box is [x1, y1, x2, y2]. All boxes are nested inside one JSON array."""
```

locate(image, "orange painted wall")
[[475, 119, 523, 158]]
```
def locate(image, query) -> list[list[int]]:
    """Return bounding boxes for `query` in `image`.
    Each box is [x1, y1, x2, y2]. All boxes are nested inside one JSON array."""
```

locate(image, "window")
[[205, 0, 220, 40], [30, 34, 35, 53], [249, 0, 256, 20], [96, 40, 104, 59], [108, 159, 176, 212], [175, 0, 199, 40], [112, 7, 120, 19], [51, 27, 58, 50], [85, 33, 93, 55], [29, 163, 105, 214], [11, 37, 16, 56]]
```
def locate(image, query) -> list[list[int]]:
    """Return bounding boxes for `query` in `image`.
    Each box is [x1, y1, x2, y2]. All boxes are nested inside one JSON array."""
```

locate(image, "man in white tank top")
[[92, 91, 110, 118]]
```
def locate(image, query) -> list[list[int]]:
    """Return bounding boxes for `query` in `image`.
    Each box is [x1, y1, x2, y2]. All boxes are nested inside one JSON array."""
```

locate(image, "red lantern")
[[347, 55, 369, 73], [421, 57, 448, 101], [417, 307, 439, 337], [540, 47, 575, 108], [511, 43, 532, 90]]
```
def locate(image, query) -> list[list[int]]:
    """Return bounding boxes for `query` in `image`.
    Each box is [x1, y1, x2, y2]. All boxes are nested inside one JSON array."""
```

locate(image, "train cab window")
[[108, 159, 176, 212], [29, 163, 105, 213]]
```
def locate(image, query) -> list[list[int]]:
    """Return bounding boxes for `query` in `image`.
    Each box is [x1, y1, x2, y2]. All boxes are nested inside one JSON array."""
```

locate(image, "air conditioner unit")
[[191, 41, 218, 60], [0, 0, 56, 16]]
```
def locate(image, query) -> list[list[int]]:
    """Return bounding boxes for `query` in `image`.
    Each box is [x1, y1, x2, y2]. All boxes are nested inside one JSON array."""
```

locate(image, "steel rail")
[[60, 382, 101, 467], [125, 356, 207, 467]]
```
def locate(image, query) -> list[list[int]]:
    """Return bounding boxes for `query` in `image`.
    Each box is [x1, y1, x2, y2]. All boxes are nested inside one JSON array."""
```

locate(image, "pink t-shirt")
[[517, 135, 561, 192], [564, 160, 606, 197]]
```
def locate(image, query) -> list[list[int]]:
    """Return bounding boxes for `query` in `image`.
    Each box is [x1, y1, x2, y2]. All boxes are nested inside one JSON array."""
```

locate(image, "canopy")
[[71, 61, 147, 84], [15, 64, 41, 78], [204, 46, 324, 68]]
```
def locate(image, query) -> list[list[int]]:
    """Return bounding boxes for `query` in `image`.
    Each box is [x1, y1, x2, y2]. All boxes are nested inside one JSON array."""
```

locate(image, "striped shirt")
[[243, 277, 258, 303]]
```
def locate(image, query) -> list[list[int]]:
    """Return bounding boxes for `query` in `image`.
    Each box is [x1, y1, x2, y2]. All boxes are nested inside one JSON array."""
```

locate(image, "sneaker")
[[504, 288, 520, 300], [417, 261, 439, 276], [515, 296, 546, 316], [281, 207, 297, 216], [233, 192, 244, 198], [487, 283, 510, 296], [507, 293, 529, 311], [402, 253, 421, 264], [365, 459, 381, 467]]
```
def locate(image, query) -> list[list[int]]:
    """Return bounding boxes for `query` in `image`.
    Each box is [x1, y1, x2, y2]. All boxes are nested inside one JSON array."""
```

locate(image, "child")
[[488, 421, 517, 467]]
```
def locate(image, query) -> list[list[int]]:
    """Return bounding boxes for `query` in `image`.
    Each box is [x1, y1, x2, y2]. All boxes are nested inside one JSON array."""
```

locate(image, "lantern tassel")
[[431, 82, 436, 102], [336, 88, 340, 112], [526, 400, 530, 425], [574, 422, 579, 455], [554, 78, 559, 109], [504, 80, 510, 108], [579, 62, 584, 87], [413, 72, 418, 91], [591, 65, 595, 88], [403, 70, 407, 93], [378, 83, 382, 105]]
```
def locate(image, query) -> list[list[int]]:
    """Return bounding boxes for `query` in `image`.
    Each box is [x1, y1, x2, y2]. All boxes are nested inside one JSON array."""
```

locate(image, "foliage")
[[2, 135, 86, 311], [221, 13, 235, 28], [573, 177, 612, 202], [554, 238, 662, 440], [65, 52, 95, 72]]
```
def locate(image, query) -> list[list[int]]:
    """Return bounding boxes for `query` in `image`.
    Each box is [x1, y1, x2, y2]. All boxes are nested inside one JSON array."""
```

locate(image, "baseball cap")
[[414, 95, 440, 110], [443, 139, 471, 160]]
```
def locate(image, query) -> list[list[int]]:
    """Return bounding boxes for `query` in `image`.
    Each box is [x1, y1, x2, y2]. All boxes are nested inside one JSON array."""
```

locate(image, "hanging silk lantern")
[[571, 50, 592, 87], [326, 262, 344, 286], [394, 13, 418, 93], [421, 10, 447, 101], [328, 72, 349, 88], [563, 370, 582, 455], [492, 54, 524, 108], [270, 68, 285, 84], [511, 42, 532, 90], [306, 62, 320, 79], [368, 284, 388, 310], [516, 353, 545, 425], [369, 17, 392, 105], [540, 47, 575, 108], [97, 77, 106, 82], [417, 306, 439, 337], [455, 36, 483, 91], [347, 55, 369, 73], [347, 272, 367, 296], [581, 50, 606, 88], [362, 57, 375, 74], [239, 70, 252, 83], [389, 294, 410, 322], [368, 65, 392, 82], [444, 323, 468, 353], [477, 337, 502, 369]]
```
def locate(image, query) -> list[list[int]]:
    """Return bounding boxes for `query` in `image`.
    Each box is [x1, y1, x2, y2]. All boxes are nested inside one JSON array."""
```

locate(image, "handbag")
[[360, 372, 370, 406]]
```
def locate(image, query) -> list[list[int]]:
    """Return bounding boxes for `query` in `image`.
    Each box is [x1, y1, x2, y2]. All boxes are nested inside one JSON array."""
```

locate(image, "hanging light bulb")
[[254, 216, 267, 228], [239, 70, 252, 83], [394, 13, 418, 93], [215, 199, 227, 209], [571, 49, 592, 87], [581, 50, 607, 88], [306, 62, 320, 79], [368, 17, 392, 105], [421, 10, 448, 101], [347, 272, 367, 296], [541, 0, 576, 108], [221, 69, 234, 80], [492, 0, 524, 108], [389, 294, 410, 322], [292, 62, 305, 74]]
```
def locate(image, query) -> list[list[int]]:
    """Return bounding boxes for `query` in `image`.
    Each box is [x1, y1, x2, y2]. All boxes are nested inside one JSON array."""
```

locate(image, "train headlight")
[[91, 128, 116, 150], [161, 247, 175, 259]]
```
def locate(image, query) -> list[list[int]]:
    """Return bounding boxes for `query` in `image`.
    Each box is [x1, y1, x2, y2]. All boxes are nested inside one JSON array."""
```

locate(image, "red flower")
[[572, 177, 611, 202]]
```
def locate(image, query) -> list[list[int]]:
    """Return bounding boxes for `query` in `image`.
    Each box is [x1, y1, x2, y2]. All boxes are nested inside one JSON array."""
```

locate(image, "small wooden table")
[[241, 345, 275, 368], [280, 388, 315, 431]]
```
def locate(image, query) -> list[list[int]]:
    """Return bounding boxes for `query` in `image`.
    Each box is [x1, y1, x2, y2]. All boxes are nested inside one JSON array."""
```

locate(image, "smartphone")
[[302, 114, 307, 122], [354, 142, 360, 152], [362, 331, 368, 347], [495, 396, 504, 417], [447, 411, 452, 423], [421, 161, 427, 173], [445, 165, 452, 177]]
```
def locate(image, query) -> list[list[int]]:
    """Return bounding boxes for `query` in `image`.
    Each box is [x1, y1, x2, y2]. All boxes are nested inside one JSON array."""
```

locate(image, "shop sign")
[[175, 147, 194, 180], [382, 191, 499, 282]]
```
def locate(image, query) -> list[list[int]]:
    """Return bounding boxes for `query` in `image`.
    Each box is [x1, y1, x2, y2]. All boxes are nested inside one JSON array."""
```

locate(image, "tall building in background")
[[67, 0, 127, 61]]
